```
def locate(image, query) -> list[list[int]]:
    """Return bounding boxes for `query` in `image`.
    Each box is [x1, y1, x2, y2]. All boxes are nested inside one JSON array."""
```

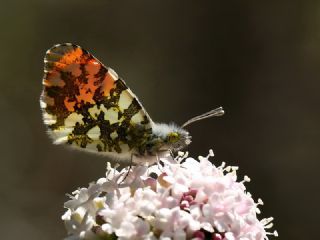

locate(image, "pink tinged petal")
[[202, 204, 212, 218], [163, 196, 179, 209], [87, 183, 101, 196], [172, 183, 189, 197], [100, 209, 115, 225], [174, 228, 187, 240], [213, 204, 226, 215], [255, 231, 264, 240], [101, 180, 118, 193], [160, 231, 173, 239], [214, 220, 228, 233], [230, 218, 241, 236], [134, 218, 150, 236], [190, 205, 202, 219], [133, 165, 148, 176], [170, 207, 181, 223], [190, 177, 208, 189], [182, 158, 200, 171], [125, 198, 136, 210], [224, 232, 235, 240], [155, 208, 173, 230], [194, 189, 207, 203], [107, 206, 129, 228], [96, 177, 107, 184], [115, 221, 137, 238], [142, 188, 158, 200], [119, 192, 131, 202], [140, 201, 157, 216], [211, 181, 226, 193], [235, 199, 254, 215], [187, 218, 201, 232], [176, 210, 192, 229]]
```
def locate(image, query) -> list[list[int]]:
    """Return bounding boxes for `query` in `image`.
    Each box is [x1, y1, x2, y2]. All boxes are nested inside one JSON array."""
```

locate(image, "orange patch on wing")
[[43, 45, 122, 118], [61, 47, 84, 64], [86, 59, 101, 75], [64, 97, 76, 111], [55, 47, 86, 69], [83, 59, 117, 98], [102, 72, 116, 96]]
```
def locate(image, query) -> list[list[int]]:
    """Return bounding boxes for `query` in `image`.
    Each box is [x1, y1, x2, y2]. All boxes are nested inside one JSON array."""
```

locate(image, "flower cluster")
[[62, 151, 278, 240]]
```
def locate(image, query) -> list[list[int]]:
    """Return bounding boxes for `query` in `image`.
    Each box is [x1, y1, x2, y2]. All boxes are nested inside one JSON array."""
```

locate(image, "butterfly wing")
[[41, 43, 153, 156]]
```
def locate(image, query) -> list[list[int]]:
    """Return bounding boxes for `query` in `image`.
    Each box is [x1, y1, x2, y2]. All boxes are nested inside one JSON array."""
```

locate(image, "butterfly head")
[[165, 129, 192, 152], [152, 123, 191, 152]]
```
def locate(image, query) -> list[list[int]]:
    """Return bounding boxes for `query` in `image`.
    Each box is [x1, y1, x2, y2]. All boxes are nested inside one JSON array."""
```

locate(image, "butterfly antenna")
[[182, 107, 224, 128]]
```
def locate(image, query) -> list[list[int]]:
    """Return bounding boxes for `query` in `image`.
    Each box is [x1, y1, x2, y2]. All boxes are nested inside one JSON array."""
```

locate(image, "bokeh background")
[[1, 0, 319, 239]]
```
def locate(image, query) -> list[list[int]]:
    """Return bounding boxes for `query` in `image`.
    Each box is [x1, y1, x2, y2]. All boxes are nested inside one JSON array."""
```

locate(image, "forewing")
[[41, 43, 152, 154]]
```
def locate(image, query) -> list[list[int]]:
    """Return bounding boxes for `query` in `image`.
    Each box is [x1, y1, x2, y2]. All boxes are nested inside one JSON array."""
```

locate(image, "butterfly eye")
[[167, 132, 180, 143]]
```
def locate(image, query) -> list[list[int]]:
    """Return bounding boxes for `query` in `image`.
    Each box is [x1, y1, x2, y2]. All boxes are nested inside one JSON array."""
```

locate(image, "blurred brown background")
[[0, 0, 319, 239]]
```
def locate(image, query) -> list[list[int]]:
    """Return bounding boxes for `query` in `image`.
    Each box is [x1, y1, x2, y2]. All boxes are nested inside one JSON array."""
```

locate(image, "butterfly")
[[40, 43, 224, 164]]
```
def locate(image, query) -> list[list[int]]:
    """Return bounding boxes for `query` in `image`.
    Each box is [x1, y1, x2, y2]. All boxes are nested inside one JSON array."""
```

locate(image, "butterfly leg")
[[168, 149, 175, 160], [155, 152, 163, 172], [119, 154, 134, 183]]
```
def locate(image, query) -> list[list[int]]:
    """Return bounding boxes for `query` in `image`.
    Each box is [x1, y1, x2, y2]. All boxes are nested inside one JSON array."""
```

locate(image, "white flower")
[[62, 150, 278, 240], [62, 208, 95, 239]]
